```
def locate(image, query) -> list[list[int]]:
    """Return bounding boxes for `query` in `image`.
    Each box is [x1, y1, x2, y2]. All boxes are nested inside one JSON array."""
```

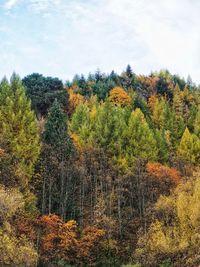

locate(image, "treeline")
[[0, 67, 200, 266]]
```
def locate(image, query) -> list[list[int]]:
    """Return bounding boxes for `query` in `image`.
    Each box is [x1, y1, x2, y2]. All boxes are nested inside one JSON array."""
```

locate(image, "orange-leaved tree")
[[36, 214, 105, 266], [68, 88, 85, 115], [36, 214, 77, 263], [108, 87, 131, 107], [146, 162, 181, 197], [77, 226, 106, 266]]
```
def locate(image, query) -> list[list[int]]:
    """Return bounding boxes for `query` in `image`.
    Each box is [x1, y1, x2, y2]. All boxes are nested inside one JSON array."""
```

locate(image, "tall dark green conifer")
[[38, 100, 76, 219], [43, 99, 71, 152]]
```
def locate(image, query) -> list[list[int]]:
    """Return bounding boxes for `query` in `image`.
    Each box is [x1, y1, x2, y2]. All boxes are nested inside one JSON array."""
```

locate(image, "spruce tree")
[[43, 99, 71, 152], [39, 100, 75, 219], [126, 64, 133, 78]]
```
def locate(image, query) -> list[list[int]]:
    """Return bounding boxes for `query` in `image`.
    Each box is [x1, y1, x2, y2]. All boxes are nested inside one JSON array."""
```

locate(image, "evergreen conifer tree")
[[177, 127, 200, 164], [39, 100, 75, 219], [0, 74, 40, 186], [123, 108, 157, 164]]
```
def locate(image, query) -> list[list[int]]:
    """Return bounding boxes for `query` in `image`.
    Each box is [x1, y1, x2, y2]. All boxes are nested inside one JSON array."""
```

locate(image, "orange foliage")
[[0, 148, 5, 157], [137, 75, 159, 96], [109, 87, 131, 107], [146, 162, 181, 187], [35, 214, 105, 265], [36, 214, 77, 262], [58, 220, 78, 261], [68, 89, 84, 115], [77, 226, 105, 265]]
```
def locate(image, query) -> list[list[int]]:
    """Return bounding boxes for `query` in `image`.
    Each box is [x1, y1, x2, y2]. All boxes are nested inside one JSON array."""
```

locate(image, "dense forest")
[[1, 66, 200, 267]]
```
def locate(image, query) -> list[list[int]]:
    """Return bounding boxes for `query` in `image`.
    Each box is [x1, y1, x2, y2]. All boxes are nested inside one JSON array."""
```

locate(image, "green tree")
[[154, 129, 169, 163], [193, 108, 200, 138], [22, 73, 68, 117], [172, 84, 184, 118], [37, 100, 76, 219], [123, 108, 157, 165], [70, 104, 90, 134], [0, 74, 40, 187], [177, 127, 200, 164], [91, 102, 128, 156], [151, 97, 185, 148]]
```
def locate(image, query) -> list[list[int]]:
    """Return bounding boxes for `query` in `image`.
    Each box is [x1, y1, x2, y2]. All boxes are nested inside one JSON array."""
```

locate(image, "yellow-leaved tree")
[[108, 87, 131, 107], [135, 172, 200, 267]]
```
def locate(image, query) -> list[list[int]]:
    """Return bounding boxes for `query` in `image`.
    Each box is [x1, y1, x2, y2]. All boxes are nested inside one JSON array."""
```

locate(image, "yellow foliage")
[[70, 132, 82, 151], [109, 87, 131, 107], [68, 88, 85, 115], [136, 173, 200, 265]]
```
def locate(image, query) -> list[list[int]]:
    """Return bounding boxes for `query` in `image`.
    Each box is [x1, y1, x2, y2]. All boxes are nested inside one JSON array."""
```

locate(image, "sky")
[[0, 0, 200, 84]]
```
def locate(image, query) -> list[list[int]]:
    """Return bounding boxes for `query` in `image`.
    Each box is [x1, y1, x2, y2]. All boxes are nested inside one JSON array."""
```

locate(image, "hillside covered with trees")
[[1, 66, 200, 266]]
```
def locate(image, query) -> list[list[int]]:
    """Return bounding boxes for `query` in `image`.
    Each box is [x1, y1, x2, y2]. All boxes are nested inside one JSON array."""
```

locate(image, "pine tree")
[[0, 74, 40, 186]]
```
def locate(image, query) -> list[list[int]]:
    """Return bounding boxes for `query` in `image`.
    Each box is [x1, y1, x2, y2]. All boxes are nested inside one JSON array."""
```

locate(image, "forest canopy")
[[0, 66, 200, 267]]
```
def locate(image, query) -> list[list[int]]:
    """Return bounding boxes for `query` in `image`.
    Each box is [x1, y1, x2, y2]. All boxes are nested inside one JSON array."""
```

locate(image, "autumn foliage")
[[68, 88, 85, 115], [2, 69, 200, 266], [35, 214, 105, 265], [146, 163, 181, 187], [108, 86, 131, 106]]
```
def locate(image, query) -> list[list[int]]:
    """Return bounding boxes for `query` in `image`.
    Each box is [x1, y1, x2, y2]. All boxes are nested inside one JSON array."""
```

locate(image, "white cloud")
[[4, 0, 19, 10]]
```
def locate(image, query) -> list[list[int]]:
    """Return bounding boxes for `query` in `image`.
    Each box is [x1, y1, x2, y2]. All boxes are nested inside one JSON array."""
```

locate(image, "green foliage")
[[172, 84, 184, 118], [2, 68, 200, 267], [123, 108, 158, 165], [44, 99, 71, 151], [70, 104, 90, 134], [0, 74, 40, 186], [22, 73, 67, 117], [159, 259, 172, 267], [154, 129, 169, 163], [177, 127, 200, 164], [36, 100, 76, 218], [193, 108, 200, 137]]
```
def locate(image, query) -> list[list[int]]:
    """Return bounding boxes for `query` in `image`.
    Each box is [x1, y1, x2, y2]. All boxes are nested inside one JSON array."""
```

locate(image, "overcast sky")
[[0, 0, 200, 83]]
